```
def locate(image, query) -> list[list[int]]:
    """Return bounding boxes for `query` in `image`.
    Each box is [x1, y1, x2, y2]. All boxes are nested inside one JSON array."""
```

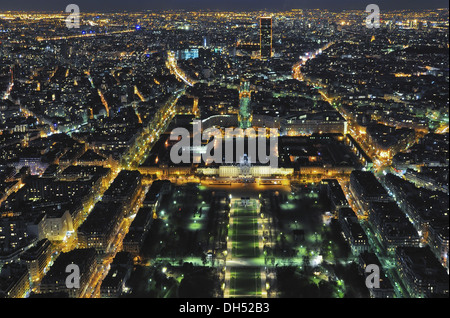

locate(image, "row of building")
[[0, 165, 113, 267], [0, 169, 144, 298], [323, 172, 448, 298], [383, 173, 448, 269], [77, 170, 143, 255], [357, 246, 448, 299], [120, 180, 173, 259]]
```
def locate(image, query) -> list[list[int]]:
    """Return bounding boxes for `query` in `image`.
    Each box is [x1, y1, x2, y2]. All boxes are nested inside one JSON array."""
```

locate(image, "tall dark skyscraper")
[[260, 17, 272, 59]]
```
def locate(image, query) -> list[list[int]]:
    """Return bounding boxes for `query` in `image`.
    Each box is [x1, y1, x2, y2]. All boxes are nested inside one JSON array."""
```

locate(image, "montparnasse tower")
[[260, 16, 273, 60]]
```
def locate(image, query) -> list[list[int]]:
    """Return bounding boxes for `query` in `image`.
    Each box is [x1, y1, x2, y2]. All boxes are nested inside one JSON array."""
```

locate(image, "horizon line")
[[1, 7, 448, 13]]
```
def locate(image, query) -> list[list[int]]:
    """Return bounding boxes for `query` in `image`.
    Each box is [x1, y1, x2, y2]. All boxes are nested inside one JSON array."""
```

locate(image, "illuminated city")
[[0, 0, 448, 302]]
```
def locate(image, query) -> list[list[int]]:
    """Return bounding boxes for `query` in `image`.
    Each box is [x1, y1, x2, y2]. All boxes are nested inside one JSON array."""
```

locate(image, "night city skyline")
[[0, 0, 448, 304], [0, 0, 449, 12]]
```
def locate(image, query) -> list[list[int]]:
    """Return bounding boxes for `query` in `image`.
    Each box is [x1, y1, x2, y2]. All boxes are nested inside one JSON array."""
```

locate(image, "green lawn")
[[231, 201, 260, 259], [228, 200, 263, 297], [229, 267, 262, 297]]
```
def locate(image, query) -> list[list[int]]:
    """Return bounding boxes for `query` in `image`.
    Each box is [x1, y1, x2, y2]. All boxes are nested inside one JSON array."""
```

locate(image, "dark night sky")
[[0, 0, 448, 11]]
